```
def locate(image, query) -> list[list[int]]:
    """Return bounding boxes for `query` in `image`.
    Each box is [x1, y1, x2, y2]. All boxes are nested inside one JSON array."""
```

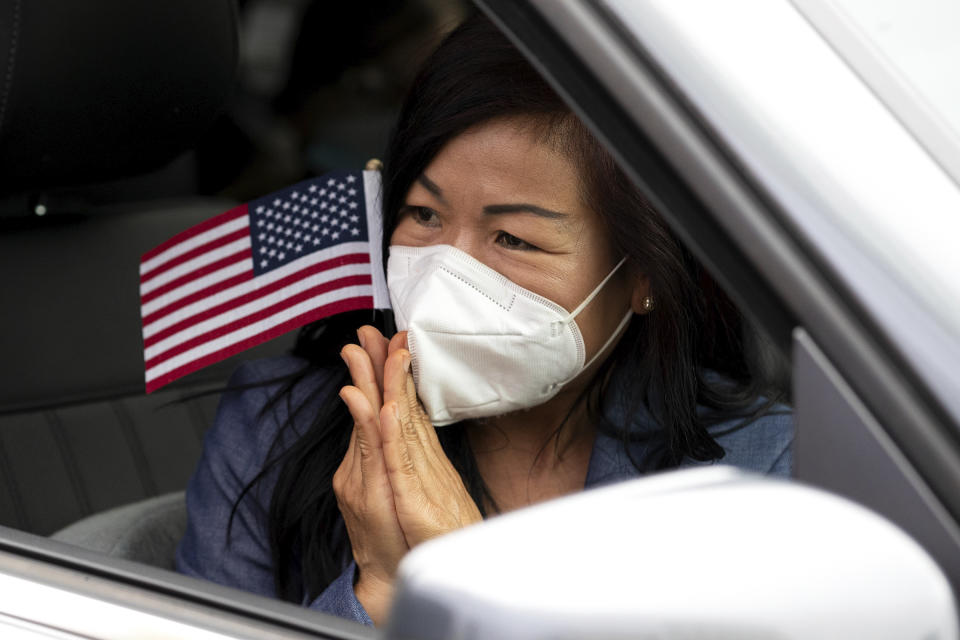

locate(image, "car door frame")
[[476, 0, 960, 597], [0, 523, 376, 638]]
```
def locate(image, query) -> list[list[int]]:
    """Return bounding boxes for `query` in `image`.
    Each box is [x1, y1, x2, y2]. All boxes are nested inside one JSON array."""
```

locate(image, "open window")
[[3, 0, 957, 636]]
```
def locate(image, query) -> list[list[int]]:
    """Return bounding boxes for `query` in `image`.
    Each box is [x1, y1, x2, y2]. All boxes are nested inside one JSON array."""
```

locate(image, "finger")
[[384, 349, 434, 453], [405, 367, 442, 452], [381, 347, 404, 411], [343, 423, 358, 475], [339, 386, 387, 481], [348, 420, 365, 481], [358, 325, 389, 393], [380, 401, 422, 497], [382, 349, 427, 450], [401, 363, 435, 453], [341, 344, 382, 412], [333, 425, 357, 494], [387, 330, 408, 357]]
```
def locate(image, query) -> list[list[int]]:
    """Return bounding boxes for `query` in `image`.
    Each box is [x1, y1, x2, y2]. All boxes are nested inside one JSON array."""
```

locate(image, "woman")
[[176, 13, 792, 627]]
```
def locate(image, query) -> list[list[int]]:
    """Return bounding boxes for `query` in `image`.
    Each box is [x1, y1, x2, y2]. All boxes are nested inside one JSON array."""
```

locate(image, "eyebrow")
[[417, 175, 447, 204], [482, 203, 569, 220], [416, 174, 568, 220]]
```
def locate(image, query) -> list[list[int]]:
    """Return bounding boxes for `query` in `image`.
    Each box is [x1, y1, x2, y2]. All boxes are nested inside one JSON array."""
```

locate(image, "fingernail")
[[393, 402, 400, 421], [340, 349, 349, 366], [357, 329, 366, 350], [402, 353, 410, 373]]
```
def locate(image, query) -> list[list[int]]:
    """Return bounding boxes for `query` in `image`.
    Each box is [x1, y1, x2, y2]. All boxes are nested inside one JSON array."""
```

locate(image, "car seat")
[[0, 0, 293, 565]]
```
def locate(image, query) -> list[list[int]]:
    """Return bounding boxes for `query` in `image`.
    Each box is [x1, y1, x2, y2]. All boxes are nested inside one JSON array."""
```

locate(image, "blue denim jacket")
[[176, 356, 793, 626]]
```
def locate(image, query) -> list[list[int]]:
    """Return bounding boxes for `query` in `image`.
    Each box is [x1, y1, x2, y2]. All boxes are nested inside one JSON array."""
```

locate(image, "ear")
[[629, 272, 653, 315]]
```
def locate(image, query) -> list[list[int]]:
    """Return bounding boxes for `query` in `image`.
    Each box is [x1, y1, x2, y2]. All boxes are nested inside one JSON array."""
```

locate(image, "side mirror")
[[385, 467, 957, 639]]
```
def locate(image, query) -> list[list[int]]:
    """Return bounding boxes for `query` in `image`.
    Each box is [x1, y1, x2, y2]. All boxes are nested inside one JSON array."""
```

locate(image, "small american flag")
[[140, 170, 389, 393]]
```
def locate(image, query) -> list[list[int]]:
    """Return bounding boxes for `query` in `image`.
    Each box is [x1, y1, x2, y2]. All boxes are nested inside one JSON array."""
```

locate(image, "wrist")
[[354, 571, 395, 626]]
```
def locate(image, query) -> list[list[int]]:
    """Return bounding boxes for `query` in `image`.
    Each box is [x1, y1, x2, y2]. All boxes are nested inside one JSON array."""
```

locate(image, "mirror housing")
[[385, 468, 956, 639]]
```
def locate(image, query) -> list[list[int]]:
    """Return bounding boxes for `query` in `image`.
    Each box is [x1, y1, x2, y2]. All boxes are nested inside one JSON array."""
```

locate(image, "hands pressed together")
[[333, 325, 483, 625]]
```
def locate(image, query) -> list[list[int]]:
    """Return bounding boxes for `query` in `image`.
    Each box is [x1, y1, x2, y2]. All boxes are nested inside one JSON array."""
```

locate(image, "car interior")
[[4, 0, 960, 637], [0, 0, 261, 568], [0, 0, 471, 571], [0, 0, 805, 629]]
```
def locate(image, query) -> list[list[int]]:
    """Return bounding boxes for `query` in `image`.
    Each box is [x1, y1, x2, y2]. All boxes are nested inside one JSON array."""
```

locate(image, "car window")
[[0, 0, 801, 635]]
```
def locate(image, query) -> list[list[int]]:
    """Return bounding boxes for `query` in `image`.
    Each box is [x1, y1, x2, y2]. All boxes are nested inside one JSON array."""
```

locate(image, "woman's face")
[[390, 117, 644, 364]]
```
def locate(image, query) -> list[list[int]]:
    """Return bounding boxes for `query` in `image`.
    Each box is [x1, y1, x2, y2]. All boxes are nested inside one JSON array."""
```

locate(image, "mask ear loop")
[[564, 256, 629, 321], [560, 256, 633, 372], [581, 308, 634, 371]]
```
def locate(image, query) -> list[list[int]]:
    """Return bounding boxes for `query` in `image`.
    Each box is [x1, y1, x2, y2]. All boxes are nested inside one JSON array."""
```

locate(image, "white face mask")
[[387, 244, 633, 426]]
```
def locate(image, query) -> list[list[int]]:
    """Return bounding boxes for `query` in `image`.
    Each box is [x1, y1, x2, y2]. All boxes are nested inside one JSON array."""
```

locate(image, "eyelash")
[[495, 231, 538, 251], [406, 206, 440, 227], [402, 205, 540, 251]]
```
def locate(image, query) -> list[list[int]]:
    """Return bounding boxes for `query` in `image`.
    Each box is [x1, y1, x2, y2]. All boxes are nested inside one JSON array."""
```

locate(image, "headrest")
[[0, 0, 238, 196]]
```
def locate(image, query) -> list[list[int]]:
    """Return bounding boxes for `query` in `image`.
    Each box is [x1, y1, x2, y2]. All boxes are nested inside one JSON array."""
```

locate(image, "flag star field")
[[250, 173, 368, 275]]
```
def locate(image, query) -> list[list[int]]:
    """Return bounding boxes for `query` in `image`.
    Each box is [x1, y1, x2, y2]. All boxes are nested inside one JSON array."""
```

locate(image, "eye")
[[403, 205, 441, 228], [495, 231, 539, 251]]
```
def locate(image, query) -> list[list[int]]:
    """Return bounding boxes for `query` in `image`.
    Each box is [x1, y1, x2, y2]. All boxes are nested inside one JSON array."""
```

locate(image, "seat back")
[[0, 0, 294, 536], [0, 204, 295, 536], [0, 0, 238, 195]]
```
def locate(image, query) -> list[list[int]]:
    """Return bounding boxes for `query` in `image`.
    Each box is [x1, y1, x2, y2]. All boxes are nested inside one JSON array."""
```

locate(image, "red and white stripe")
[[140, 205, 375, 392]]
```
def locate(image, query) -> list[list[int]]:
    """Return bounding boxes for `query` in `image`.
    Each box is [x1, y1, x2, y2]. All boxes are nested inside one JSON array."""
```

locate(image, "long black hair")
[[236, 12, 785, 604]]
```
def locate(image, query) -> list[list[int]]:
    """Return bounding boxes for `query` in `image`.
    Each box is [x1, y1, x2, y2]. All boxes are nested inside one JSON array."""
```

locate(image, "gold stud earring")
[[642, 296, 654, 312]]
